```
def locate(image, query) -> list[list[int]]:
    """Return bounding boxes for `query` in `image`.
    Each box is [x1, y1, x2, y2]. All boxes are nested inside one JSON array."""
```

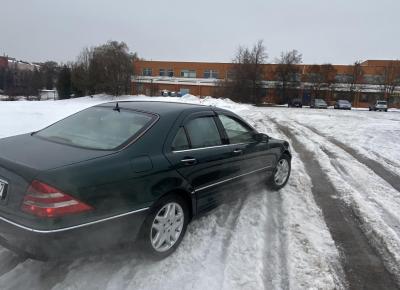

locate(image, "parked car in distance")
[[369, 100, 388, 112], [311, 98, 328, 109], [0, 101, 292, 260], [334, 100, 352, 110], [288, 98, 303, 108]]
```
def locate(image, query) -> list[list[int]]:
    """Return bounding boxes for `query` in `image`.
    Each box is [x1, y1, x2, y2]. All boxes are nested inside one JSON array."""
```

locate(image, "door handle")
[[233, 149, 243, 154], [181, 158, 197, 165]]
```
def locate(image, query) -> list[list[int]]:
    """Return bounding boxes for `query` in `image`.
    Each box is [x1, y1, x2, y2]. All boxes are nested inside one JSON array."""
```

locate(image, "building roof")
[[361, 60, 400, 66]]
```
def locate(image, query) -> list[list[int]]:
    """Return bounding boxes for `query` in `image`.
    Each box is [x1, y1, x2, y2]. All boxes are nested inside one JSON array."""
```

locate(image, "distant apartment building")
[[132, 59, 400, 107]]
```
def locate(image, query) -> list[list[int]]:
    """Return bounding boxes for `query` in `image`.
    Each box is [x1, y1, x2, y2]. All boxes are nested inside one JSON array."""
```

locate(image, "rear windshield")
[[377, 101, 387, 104], [35, 106, 155, 150]]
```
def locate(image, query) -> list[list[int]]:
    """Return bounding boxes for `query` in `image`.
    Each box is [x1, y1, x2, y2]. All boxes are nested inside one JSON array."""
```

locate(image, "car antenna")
[[113, 102, 120, 112]]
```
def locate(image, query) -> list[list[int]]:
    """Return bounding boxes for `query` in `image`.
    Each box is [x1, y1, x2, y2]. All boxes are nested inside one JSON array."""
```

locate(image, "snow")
[[3, 94, 400, 289], [261, 106, 400, 285]]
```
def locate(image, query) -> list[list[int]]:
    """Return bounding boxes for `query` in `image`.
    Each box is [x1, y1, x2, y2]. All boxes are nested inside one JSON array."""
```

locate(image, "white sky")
[[1, 0, 399, 65]]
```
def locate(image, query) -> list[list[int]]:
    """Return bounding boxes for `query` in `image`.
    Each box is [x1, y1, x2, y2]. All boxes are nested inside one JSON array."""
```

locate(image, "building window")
[[364, 74, 384, 85], [226, 70, 235, 79], [180, 70, 196, 78], [159, 68, 173, 77], [143, 68, 152, 76], [204, 70, 219, 79], [335, 74, 353, 83]]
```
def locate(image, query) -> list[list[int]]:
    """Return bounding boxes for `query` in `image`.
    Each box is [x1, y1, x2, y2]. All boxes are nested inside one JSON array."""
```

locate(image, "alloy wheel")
[[150, 202, 184, 252], [274, 159, 289, 186]]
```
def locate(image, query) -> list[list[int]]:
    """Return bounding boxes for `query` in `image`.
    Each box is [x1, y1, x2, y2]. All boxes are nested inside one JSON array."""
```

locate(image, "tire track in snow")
[[218, 186, 289, 290], [320, 147, 400, 235], [238, 113, 346, 289], [0, 250, 26, 277], [272, 119, 399, 289], [293, 121, 400, 193], [262, 191, 290, 290], [287, 120, 400, 240]]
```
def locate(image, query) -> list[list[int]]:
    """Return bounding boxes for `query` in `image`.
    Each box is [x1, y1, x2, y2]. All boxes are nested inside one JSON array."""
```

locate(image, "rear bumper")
[[0, 209, 149, 259]]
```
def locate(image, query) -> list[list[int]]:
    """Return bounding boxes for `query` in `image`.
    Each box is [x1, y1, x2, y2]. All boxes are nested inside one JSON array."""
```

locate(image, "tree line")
[[0, 41, 136, 100], [1, 40, 399, 103], [215, 41, 400, 104]]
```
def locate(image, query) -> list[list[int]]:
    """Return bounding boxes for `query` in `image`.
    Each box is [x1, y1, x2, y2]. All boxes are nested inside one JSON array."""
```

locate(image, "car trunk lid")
[[0, 133, 115, 171]]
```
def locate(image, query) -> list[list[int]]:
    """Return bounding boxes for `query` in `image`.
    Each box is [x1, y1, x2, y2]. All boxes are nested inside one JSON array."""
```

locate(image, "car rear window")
[[377, 101, 387, 104], [35, 106, 155, 150]]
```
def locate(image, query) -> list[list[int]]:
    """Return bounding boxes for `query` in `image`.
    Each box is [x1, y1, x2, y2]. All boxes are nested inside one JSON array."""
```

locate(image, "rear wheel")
[[139, 194, 189, 259], [268, 154, 291, 190]]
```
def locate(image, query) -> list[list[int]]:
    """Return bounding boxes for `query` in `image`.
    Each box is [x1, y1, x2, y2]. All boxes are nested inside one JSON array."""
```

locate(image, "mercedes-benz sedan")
[[0, 101, 291, 259]]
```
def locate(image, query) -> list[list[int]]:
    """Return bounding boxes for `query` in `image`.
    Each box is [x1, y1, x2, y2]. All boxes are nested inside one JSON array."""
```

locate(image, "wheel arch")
[[153, 188, 196, 221]]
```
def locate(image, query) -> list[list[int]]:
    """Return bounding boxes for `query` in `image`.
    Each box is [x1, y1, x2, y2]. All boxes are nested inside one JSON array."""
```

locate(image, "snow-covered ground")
[[0, 95, 399, 289]]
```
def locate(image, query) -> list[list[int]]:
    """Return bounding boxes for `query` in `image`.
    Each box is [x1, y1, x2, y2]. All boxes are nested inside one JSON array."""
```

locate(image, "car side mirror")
[[253, 132, 269, 143]]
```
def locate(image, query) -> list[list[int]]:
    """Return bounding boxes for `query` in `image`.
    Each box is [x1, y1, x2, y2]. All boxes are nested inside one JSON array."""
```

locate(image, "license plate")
[[0, 179, 7, 199]]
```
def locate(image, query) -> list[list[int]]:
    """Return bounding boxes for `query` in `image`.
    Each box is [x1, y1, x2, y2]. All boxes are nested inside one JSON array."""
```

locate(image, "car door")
[[164, 111, 244, 213], [215, 111, 277, 185]]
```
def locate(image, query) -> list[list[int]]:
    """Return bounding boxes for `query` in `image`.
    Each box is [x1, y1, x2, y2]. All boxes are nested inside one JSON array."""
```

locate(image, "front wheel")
[[139, 194, 189, 259], [268, 155, 291, 190]]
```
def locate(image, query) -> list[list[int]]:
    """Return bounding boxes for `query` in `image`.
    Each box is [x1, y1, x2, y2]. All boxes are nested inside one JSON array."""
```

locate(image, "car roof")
[[97, 101, 210, 116]]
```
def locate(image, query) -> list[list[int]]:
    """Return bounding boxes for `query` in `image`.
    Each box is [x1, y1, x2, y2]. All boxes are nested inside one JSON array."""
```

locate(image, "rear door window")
[[171, 127, 190, 151], [185, 117, 222, 149]]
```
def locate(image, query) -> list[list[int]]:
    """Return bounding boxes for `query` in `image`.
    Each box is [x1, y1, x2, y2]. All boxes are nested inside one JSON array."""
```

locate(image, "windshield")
[[377, 101, 387, 104], [36, 106, 155, 150]]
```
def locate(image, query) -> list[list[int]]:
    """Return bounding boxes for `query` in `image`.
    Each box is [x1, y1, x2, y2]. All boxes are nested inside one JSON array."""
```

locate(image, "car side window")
[[185, 116, 222, 149], [218, 115, 254, 144], [171, 127, 190, 151]]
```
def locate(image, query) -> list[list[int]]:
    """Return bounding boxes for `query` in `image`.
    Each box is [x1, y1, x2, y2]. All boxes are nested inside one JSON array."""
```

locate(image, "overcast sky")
[[1, 0, 399, 65]]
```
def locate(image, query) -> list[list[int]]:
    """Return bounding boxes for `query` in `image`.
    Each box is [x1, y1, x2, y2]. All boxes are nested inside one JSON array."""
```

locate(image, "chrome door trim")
[[195, 166, 270, 192], [172, 142, 256, 153], [0, 207, 150, 234]]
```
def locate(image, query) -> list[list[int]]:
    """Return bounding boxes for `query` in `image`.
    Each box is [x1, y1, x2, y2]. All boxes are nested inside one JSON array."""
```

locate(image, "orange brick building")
[[132, 59, 400, 108]]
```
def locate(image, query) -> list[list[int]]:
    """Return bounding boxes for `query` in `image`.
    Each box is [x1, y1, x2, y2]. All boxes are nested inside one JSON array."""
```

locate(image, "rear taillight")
[[21, 180, 93, 218]]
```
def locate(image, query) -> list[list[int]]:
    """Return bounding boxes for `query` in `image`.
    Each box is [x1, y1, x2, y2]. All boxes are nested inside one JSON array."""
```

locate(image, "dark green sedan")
[[0, 101, 291, 259]]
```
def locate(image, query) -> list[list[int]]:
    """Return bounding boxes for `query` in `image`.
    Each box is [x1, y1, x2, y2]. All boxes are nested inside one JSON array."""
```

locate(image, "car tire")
[[385, 109, 388, 112], [138, 194, 189, 260], [268, 154, 291, 190]]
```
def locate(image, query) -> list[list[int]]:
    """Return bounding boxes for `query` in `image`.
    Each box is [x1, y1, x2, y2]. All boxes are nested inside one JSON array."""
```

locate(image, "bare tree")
[[349, 61, 364, 101], [381, 61, 400, 101], [89, 41, 134, 96], [218, 40, 267, 104], [71, 41, 135, 97], [275, 50, 302, 104], [306, 63, 336, 100]]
